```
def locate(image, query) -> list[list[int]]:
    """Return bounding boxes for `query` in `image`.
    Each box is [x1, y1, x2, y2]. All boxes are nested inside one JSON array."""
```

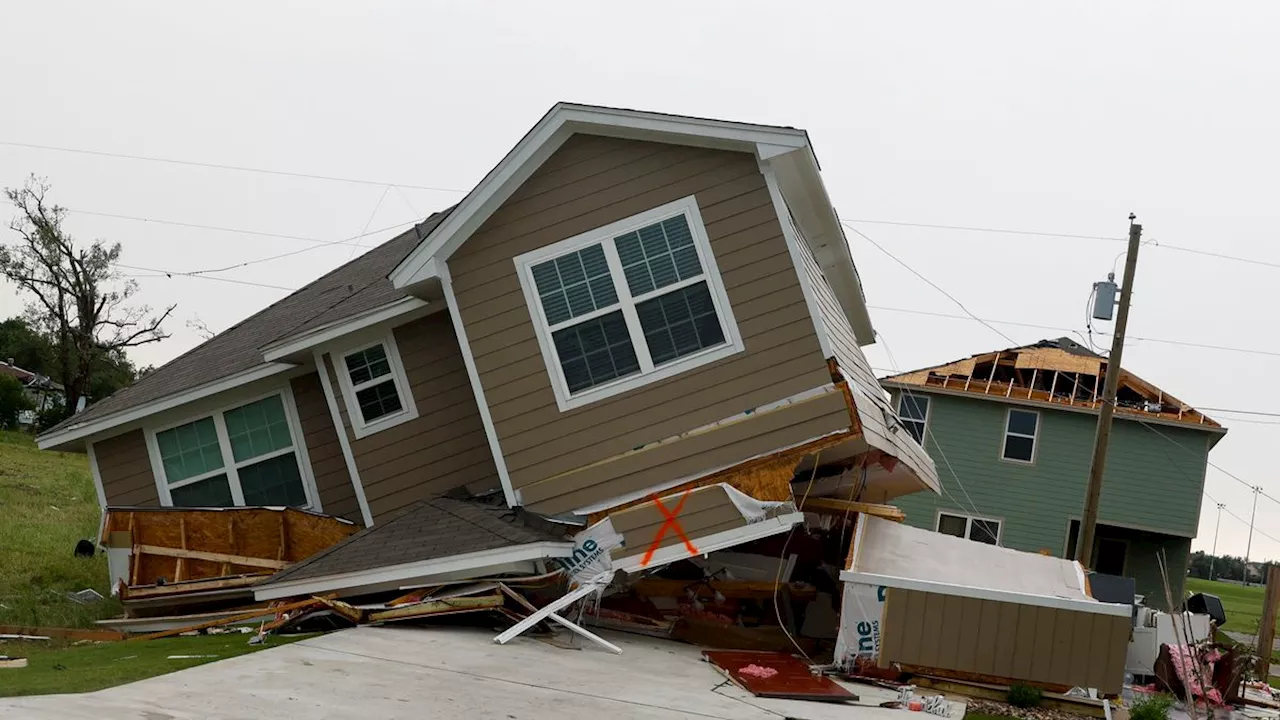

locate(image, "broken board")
[[702, 650, 858, 703]]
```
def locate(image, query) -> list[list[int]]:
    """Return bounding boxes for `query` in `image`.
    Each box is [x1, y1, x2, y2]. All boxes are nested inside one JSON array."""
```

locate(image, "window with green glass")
[[153, 393, 310, 509]]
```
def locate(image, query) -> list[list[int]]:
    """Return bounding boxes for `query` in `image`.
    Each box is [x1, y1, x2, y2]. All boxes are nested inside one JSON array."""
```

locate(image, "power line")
[[843, 218, 1280, 273], [843, 223, 1018, 346], [868, 304, 1280, 359], [117, 265, 296, 292], [0, 139, 467, 193], [179, 219, 415, 276], [844, 218, 1125, 243], [7, 201, 387, 250]]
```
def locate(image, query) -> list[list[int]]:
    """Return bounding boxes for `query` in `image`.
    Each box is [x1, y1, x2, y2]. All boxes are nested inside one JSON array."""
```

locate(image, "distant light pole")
[[1245, 487, 1262, 585], [1210, 503, 1225, 580]]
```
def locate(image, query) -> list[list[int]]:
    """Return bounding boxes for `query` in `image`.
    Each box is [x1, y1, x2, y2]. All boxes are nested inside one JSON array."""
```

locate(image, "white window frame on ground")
[[144, 387, 320, 509], [1000, 407, 1040, 464], [514, 195, 744, 412], [935, 510, 1003, 545], [334, 331, 419, 439], [896, 392, 930, 445]]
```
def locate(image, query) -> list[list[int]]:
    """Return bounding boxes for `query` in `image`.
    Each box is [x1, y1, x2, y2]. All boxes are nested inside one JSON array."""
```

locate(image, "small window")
[[153, 393, 312, 508], [896, 393, 930, 444], [517, 196, 743, 410], [335, 333, 418, 438], [937, 512, 1001, 545], [1002, 408, 1039, 463]]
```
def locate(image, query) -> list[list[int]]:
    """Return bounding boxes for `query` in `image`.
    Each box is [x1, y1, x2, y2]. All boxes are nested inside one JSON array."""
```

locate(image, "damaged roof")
[[258, 496, 568, 589], [39, 212, 450, 445], [881, 337, 1223, 431]]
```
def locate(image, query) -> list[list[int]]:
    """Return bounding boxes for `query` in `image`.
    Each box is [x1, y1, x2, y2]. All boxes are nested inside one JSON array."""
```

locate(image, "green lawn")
[[1185, 577, 1264, 634], [0, 431, 119, 628], [0, 633, 312, 697]]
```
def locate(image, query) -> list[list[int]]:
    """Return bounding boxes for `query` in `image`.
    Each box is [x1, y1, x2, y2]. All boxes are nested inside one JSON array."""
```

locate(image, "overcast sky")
[[2, 2, 1276, 559]]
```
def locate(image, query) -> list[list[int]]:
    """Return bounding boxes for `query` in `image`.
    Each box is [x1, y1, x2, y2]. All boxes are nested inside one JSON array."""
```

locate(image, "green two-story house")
[[882, 338, 1225, 606]]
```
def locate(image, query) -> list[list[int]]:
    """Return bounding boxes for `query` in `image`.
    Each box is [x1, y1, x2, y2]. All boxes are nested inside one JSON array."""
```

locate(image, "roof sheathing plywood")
[[882, 339, 1220, 430]]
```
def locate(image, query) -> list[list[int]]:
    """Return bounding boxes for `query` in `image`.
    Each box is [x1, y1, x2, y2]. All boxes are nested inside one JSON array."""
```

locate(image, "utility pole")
[[1210, 502, 1225, 580], [1078, 215, 1141, 569], [1245, 486, 1262, 585]]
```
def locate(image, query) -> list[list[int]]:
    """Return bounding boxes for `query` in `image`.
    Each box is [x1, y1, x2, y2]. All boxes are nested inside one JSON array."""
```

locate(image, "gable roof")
[[389, 102, 875, 345], [37, 211, 450, 450], [880, 337, 1224, 434]]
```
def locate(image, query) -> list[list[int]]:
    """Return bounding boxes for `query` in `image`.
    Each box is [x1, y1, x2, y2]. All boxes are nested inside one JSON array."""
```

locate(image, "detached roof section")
[[38, 213, 449, 450], [881, 337, 1223, 433], [255, 496, 572, 600]]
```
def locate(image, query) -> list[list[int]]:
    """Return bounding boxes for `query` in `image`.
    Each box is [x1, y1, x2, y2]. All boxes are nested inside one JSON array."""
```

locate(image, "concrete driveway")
[[0, 626, 939, 719]]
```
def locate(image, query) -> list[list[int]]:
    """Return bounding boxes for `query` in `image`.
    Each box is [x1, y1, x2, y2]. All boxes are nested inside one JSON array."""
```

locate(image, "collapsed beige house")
[[39, 103, 940, 595]]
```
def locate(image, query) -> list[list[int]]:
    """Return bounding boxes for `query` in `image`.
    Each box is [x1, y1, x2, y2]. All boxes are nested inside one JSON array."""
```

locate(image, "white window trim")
[[1000, 407, 1040, 464], [333, 331, 420, 440], [896, 392, 931, 445], [145, 387, 321, 510], [514, 195, 744, 412], [935, 510, 1003, 545]]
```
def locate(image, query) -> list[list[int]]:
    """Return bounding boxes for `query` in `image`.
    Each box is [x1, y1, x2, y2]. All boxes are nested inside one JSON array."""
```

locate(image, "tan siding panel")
[[520, 391, 851, 514], [880, 590, 1127, 694], [289, 373, 361, 522], [332, 313, 501, 523], [94, 429, 159, 507]]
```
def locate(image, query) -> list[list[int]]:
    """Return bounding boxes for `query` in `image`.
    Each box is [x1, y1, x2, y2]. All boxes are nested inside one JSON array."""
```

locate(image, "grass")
[[0, 430, 119, 628], [0, 633, 313, 697], [1184, 577, 1264, 634]]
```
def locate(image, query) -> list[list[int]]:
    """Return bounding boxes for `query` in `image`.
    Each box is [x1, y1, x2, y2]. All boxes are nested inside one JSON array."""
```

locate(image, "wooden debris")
[[316, 597, 365, 625], [0, 625, 126, 642], [130, 597, 324, 641], [631, 577, 817, 601], [0, 657, 29, 669], [101, 507, 357, 594], [134, 544, 290, 570], [367, 594, 503, 624], [122, 573, 269, 600], [799, 497, 905, 522]]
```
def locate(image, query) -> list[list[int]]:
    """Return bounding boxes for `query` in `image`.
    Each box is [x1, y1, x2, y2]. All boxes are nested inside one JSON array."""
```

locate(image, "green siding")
[[892, 391, 1212, 557]]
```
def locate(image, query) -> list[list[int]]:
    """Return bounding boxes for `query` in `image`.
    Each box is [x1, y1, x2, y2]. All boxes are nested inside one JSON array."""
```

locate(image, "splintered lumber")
[[316, 598, 365, 625], [0, 625, 125, 642], [135, 544, 290, 570], [909, 676, 1105, 717], [122, 573, 269, 600], [367, 594, 503, 624], [631, 578, 818, 602], [130, 597, 324, 641], [799, 498, 905, 522]]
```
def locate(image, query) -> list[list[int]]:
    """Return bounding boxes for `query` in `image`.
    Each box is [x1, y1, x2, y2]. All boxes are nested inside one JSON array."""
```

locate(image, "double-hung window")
[[937, 511, 1001, 545], [334, 332, 418, 438], [516, 195, 743, 410], [152, 392, 315, 508], [1001, 408, 1039, 463], [896, 393, 930, 444]]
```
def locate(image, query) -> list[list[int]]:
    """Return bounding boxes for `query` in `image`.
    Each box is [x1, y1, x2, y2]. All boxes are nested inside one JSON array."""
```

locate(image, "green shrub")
[[1007, 683, 1043, 708], [0, 374, 34, 430], [1129, 693, 1175, 720]]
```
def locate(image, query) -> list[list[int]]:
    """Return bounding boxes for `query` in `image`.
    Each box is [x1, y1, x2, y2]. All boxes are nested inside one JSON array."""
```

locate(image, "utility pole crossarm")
[[1077, 216, 1142, 570]]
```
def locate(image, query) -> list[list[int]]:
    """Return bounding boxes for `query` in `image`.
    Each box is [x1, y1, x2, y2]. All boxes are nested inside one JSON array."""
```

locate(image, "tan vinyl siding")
[[93, 429, 159, 507], [878, 588, 1129, 694], [522, 390, 852, 515], [325, 312, 500, 522], [449, 134, 839, 514], [289, 372, 362, 523], [608, 485, 749, 559]]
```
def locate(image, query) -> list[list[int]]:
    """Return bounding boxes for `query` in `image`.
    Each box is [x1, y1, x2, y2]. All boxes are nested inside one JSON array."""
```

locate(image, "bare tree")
[[1, 176, 175, 414]]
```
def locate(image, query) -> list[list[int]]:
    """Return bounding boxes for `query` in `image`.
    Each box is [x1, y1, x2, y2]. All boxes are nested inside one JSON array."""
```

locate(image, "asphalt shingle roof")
[[259, 497, 567, 586], [43, 211, 451, 438]]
